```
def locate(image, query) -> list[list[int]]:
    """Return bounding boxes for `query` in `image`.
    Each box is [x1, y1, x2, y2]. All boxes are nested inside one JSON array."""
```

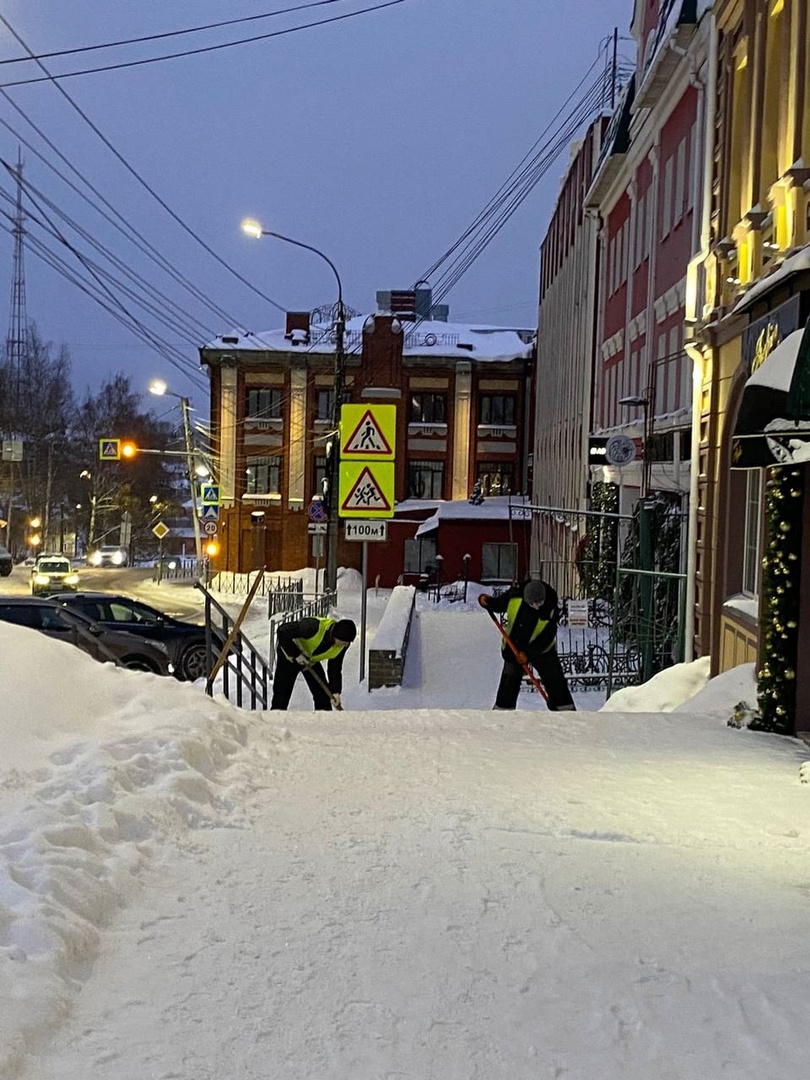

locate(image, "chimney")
[[285, 311, 310, 342]]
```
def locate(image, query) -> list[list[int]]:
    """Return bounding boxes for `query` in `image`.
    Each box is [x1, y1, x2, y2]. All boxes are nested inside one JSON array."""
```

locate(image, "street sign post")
[[344, 520, 388, 542], [338, 462, 394, 518]]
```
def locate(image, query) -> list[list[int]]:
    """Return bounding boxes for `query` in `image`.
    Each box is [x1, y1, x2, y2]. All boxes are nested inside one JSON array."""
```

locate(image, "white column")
[[452, 361, 472, 499]]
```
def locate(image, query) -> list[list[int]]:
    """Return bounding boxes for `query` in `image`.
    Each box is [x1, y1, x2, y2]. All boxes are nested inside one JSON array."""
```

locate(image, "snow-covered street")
[[2, 577, 810, 1079]]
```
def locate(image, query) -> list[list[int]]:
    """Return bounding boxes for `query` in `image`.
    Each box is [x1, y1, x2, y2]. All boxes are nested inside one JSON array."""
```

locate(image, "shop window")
[[407, 460, 444, 499], [245, 455, 281, 495], [482, 542, 517, 582]]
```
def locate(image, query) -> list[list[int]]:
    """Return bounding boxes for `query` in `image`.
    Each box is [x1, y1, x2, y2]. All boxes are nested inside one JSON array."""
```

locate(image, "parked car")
[[0, 597, 173, 674], [87, 545, 129, 568], [50, 591, 213, 681], [0, 546, 12, 577], [31, 554, 80, 596]]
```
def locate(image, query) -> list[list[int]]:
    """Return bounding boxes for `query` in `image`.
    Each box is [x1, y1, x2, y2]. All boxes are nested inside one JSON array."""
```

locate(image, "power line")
[[0, 1, 356, 66], [0, 165, 218, 343], [0, 13, 288, 317], [0, 104, 244, 330], [0, 215, 208, 392], [0, 1, 409, 88]]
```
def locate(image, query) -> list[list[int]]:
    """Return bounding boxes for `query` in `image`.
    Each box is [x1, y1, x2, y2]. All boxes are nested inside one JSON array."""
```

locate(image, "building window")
[[246, 387, 283, 420], [477, 462, 514, 496], [315, 389, 334, 421], [410, 392, 447, 424], [481, 542, 517, 582], [313, 456, 327, 500], [245, 455, 281, 495], [403, 537, 437, 575], [742, 469, 763, 596], [407, 460, 444, 499], [479, 395, 515, 426]]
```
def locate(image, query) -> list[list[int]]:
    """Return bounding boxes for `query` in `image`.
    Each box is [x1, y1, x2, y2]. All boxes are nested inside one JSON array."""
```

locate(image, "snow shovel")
[[300, 660, 344, 711], [483, 607, 549, 702]]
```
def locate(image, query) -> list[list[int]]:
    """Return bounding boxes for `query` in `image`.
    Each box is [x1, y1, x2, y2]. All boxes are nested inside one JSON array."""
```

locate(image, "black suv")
[[0, 546, 12, 577], [0, 597, 173, 675], [50, 591, 212, 681]]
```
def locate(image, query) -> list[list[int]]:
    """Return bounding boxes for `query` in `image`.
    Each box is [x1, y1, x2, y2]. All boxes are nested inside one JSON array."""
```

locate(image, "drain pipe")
[[683, 11, 718, 659]]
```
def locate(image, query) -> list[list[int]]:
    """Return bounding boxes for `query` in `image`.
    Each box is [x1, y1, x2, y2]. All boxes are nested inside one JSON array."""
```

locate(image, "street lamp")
[[619, 394, 651, 498], [241, 218, 346, 593], [149, 379, 203, 566]]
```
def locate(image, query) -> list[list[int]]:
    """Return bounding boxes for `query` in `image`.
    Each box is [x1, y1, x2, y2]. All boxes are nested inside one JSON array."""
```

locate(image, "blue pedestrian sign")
[[98, 438, 120, 461], [200, 504, 220, 522], [199, 483, 221, 506]]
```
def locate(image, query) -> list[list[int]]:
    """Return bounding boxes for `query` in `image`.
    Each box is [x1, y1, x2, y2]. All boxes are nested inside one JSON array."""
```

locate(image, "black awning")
[[731, 320, 810, 468]]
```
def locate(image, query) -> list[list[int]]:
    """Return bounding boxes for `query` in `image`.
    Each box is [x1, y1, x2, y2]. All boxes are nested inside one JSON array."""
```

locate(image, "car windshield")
[[36, 560, 71, 573]]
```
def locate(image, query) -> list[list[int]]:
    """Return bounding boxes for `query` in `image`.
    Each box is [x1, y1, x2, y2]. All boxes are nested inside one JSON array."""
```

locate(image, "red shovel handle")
[[484, 607, 549, 701]]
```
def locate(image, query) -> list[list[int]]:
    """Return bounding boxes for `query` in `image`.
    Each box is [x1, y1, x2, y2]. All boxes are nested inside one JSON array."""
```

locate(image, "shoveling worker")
[[271, 616, 357, 711], [478, 579, 575, 711]]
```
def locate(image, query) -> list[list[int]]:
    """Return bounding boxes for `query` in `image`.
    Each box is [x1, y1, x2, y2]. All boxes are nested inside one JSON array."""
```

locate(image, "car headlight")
[[64, 574, 80, 586], [34, 574, 50, 585], [111, 552, 124, 565], [90, 552, 102, 566]]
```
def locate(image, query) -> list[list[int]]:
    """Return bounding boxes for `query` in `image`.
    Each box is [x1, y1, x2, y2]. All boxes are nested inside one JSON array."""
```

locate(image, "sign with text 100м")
[[338, 404, 395, 519]]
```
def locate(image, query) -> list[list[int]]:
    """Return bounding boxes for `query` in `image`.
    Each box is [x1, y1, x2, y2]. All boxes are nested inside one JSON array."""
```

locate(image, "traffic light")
[[204, 540, 219, 557], [121, 441, 138, 459]]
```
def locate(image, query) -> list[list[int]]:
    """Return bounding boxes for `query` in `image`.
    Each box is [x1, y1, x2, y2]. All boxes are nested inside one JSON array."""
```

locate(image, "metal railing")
[[196, 582, 271, 710], [267, 589, 335, 673]]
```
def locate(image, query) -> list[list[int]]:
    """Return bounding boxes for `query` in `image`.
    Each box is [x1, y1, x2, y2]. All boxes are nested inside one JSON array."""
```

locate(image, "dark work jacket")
[[485, 583, 560, 664], [276, 617, 349, 694]]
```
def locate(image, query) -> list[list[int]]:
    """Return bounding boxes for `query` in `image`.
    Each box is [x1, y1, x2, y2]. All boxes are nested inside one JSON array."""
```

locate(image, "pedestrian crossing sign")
[[199, 483, 221, 506], [98, 438, 120, 461], [339, 461, 394, 518], [340, 404, 396, 459]]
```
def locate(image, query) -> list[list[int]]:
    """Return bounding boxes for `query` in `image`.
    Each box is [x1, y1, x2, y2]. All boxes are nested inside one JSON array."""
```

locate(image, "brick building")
[[199, 290, 533, 580]]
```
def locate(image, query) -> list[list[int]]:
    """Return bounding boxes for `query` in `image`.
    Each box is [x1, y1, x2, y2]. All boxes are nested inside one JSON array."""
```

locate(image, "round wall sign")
[[605, 434, 637, 466]]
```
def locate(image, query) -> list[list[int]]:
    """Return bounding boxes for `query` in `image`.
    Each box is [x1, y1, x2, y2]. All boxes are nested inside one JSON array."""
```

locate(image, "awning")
[[731, 320, 810, 468]]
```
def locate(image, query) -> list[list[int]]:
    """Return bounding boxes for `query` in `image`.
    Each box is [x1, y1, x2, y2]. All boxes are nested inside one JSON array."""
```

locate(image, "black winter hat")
[[332, 619, 357, 643], [523, 580, 546, 606]]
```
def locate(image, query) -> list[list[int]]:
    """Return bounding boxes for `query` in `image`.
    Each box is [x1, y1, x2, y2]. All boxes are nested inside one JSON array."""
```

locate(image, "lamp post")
[[618, 394, 651, 498], [241, 219, 346, 593], [149, 379, 203, 566]]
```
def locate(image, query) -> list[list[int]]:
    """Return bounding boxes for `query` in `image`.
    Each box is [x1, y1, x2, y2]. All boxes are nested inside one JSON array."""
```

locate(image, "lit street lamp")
[[241, 218, 346, 593], [149, 379, 203, 566]]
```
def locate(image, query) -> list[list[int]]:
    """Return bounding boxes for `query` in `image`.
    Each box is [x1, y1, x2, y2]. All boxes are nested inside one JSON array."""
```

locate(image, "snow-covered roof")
[[414, 495, 531, 537], [205, 316, 532, 364], [732, 243, 810, 314]]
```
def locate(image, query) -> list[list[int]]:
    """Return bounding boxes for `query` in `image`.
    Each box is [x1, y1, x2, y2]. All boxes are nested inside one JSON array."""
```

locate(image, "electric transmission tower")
[[4, 149, 30, 425]]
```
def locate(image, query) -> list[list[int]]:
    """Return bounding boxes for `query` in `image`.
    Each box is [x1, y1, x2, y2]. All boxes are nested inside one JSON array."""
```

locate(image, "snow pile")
[[0, 625, 258, 1077], [672, 661, 758, 716], [599, 655, 712, 712]]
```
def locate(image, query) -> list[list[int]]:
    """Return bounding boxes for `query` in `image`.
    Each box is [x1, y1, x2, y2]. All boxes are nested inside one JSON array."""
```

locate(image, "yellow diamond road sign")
[[339, 462, 394, 518], [340, 404, 396, 459], [152, 521, 170, 540]]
